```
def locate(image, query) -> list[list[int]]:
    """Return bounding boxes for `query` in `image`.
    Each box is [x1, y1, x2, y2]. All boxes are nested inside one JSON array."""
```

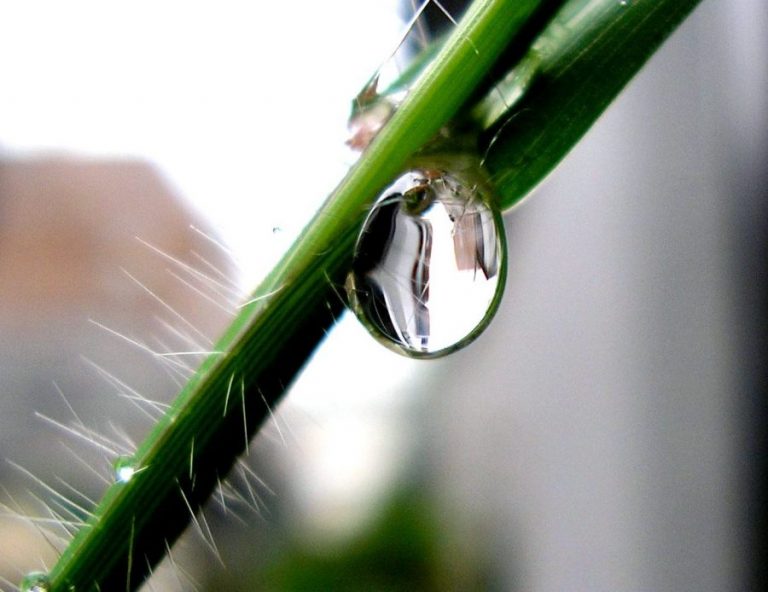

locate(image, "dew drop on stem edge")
[[19, 571, 50, 592], [346, 161, 507, 358], [114, 455, 138, 484]]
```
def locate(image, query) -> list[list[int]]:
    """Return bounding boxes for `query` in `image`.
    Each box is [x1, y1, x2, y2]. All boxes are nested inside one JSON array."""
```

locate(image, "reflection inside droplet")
[[347, 165, 506, 357]]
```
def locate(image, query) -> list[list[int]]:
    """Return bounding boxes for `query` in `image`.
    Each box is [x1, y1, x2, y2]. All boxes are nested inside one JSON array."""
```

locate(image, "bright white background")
[[0, 0, 404, 286]]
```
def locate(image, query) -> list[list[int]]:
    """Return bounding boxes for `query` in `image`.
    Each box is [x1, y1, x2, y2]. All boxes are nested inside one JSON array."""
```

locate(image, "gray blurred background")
[[1, 1, 766, 590]]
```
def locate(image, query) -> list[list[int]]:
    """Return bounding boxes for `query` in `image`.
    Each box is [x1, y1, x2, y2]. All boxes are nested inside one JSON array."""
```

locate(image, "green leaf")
[[474, 0, 705, 210]]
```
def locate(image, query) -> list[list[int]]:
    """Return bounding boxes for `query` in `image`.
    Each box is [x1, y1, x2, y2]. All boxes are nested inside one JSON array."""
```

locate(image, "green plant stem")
[[473, 0, 706, 210], [45, 1, 546, 590]]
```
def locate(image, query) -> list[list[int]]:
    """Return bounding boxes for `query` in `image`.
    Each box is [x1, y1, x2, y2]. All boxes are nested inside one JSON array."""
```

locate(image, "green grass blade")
[[473, 0, 706, 210], [44, 1, 546, 589]]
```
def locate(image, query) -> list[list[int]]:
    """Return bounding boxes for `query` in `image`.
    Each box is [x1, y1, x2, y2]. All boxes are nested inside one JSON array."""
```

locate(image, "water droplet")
[[347, 98, 397, 151], [20, 571, 50, 592], [347, 164, 506, 357], [114, 456, 138, 483], [347, 75, 410, 152]]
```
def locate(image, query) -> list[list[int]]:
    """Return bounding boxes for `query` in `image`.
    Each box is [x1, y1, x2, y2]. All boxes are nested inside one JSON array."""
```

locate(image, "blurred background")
[[1, 0, 766, 590]]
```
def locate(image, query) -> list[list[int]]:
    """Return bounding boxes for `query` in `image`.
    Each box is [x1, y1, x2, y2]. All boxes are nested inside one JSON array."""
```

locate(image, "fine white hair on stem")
[[163, 539, 201, 592], [167, 269, 238, 315], [87, 320, 190, 373], [176, 484, 222, 566], [120, 268, 212, 347], [82, 357, 170, 423], [237, 285, 286, 308], [259, 389, 287, 448], [188, 438, 195, 483], [223, 372, 236, 418], [0, 573, 19, 592], [1, 486, 68, 555], [136, 236, 243, 301], [188, 225, 239, 266], [240, 378, 249, 457], [6, 462, 94, 522], [32, 413, 124, 458]]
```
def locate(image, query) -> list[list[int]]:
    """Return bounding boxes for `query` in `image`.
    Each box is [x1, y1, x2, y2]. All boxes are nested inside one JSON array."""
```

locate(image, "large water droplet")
[[114, 456, 138, 483], [347, 164, 506, 357], [20, 572, 50, 592]]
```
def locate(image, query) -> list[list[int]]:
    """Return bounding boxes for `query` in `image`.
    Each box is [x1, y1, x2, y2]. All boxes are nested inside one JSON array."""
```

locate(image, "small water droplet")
[[347, 98, 397, 152], [347, 75, 409, 152], [114, 456, 138, 483], [347, 164, 506, 357], [619, 0, 629, 6], [20, 571, 50, 592]]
